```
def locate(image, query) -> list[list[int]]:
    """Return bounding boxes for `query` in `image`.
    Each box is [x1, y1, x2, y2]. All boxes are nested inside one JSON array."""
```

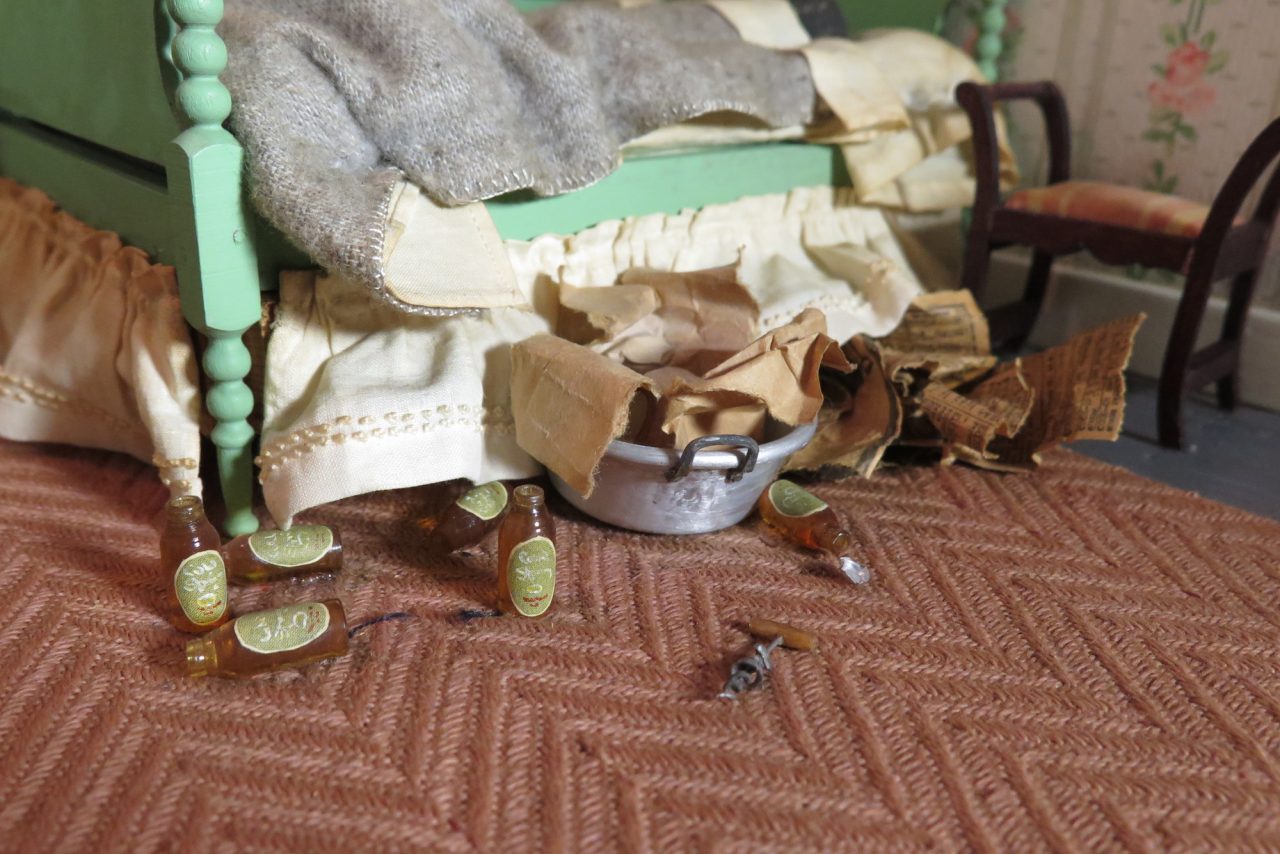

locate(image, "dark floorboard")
[[1072, 375, 1280, 520]]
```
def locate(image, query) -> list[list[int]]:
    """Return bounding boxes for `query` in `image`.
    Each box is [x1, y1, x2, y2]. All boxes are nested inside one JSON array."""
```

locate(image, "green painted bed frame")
[[0, 0, 1008, 534]]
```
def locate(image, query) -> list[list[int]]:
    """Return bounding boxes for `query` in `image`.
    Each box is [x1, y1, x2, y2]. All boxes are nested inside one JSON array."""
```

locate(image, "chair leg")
[[1157, 365, 1186, 451], [1216, 357, 1240, 412], [202, 327, 259, 536], [1215, 268, 1262, 411], [1005, 250, 1054, 351], [960, 212, 994, 306], [1157, 268, 1216, 450]]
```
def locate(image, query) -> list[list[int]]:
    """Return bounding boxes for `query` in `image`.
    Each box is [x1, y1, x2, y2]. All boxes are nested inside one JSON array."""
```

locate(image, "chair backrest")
[[1205, 116, 1280, 232], [1190, 115, 1280, 271]]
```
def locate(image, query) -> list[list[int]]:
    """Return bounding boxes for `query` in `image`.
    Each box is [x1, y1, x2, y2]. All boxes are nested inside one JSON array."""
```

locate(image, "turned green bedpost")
[[975, 0, 1009, 81], [165, 0, 261, 535]]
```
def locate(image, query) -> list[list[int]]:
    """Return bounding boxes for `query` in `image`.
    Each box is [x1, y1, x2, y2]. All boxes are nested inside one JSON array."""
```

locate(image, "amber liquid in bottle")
[[161, 495, 231, 633], [758, 480, 850, 553], [496, 485, 557, 617], [222, 524, 343, 583], [186, 599, 348, 678], [758, 480, 870, 583], [420, 481, 510, 553]]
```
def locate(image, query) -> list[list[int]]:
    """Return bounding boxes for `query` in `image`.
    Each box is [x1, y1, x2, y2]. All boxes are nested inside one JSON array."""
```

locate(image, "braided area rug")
[[2, 439, 1279, 852]]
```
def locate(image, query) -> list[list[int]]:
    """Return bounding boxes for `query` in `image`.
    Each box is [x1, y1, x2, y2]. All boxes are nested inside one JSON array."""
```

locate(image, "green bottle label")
[[247, 525, 334, 568], [769, 480, 828, 518], [174, 549, 228, 626], [507, 536, 556, 617], [456, 482, 508, 521], [234, 602, 331, 654]]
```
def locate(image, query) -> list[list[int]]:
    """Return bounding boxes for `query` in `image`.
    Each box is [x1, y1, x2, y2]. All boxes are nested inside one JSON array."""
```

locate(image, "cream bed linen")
[[259, 186, 923, 525], [626, 21, 1019, 214], [378, 11, 1015, 315], [0, 179, 203, 497]]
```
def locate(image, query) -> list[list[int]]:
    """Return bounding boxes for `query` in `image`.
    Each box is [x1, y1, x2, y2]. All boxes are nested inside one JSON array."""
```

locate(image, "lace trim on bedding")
[[152, 455, 200, 496], [0, 369, 197, 492], [759, 294, 870, 331], [256, 404, 515, 480], [0, 369, 149, 438]]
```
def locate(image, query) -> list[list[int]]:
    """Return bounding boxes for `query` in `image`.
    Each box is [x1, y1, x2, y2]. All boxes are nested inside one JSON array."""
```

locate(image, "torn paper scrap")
[[953, 314, 1145, 471], [919, 376, 1032, 464], [877, 290, 990, 355], [876, 289, 996, 389]]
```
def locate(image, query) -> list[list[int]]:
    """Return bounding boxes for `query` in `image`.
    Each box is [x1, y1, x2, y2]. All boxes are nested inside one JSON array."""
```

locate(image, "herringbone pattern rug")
[[2, 439, 1279, 852]]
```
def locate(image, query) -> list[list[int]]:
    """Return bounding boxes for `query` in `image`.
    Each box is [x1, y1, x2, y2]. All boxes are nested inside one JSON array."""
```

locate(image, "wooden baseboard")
[[987, 250, 1280, 412]]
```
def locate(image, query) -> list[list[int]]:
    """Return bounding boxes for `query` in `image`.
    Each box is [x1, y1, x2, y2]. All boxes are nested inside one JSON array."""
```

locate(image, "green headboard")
[[0, 0, 180, 167]]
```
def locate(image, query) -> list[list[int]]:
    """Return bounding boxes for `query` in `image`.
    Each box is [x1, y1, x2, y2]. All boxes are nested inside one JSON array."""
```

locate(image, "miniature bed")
[[0, 0, 1010, 534]]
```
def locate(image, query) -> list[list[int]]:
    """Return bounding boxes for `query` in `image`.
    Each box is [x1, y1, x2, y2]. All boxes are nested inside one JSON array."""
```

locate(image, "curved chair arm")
[[955, 80, 1072, 216], [955, 80, 1070, 309]]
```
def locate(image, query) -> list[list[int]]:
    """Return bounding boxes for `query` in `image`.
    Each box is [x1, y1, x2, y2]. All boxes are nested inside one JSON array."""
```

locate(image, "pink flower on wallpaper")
[[1148, 79, 1216, 115], [1165, 41, 1211, 86], [1148, 41, 1216, 116]]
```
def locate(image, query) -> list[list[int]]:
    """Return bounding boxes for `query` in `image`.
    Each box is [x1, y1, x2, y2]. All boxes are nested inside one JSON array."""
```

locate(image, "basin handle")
[[666, 435, 760, 484]]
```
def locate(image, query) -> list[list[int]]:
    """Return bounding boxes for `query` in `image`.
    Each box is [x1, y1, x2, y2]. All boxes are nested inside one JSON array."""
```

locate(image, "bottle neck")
[[185, 636, 216, 678], [815, 527, 851, 556], [512, 484, 545, 512], [165, 495, 207, 528]]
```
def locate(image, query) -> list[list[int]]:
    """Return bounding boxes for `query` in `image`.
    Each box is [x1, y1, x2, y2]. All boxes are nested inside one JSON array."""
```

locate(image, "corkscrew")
[[718, 618, 818, 701]]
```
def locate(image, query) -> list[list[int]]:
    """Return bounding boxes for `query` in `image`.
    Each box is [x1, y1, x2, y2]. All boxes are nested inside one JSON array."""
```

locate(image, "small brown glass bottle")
[[222, 524, 343, 583], [420, 481, 510, 553], [186, 599, 348, 678], [496, 485, 557, 617], [757, 480, 871, 584], [161, 495, 231, 633]]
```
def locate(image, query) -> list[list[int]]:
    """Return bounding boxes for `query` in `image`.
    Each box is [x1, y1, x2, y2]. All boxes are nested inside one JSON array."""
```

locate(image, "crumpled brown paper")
[[509, 335, 656, 497], [657, 308, 852, 449], [512, 292, 848, 496], [789, 289, 1144, 476], [786, 336, 901, 476], [556, 265, 760, 374]]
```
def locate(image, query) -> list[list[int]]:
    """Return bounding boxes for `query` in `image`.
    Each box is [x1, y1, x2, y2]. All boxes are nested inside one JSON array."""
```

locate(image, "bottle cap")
[[838, 556, 871, 585]]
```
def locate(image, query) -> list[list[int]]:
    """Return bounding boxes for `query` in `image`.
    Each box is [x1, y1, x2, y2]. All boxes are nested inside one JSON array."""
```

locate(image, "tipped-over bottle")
[[420, 481, 510, 553], [222, 525, 343, 583], [161, 495, 231, 633], [496, 484, 557, 617], [757, 480, 871, 584], [186, 599, 348, 678]]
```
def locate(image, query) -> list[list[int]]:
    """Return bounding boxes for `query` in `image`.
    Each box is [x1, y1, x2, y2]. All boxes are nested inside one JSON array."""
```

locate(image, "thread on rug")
[[459, 608, 501, 623], [347, 611, 412, 638]]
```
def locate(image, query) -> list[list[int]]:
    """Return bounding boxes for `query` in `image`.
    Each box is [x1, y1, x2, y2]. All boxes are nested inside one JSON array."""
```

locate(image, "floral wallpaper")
[[1143, 0, 1231, 195], [945, 0, 1280, 308]]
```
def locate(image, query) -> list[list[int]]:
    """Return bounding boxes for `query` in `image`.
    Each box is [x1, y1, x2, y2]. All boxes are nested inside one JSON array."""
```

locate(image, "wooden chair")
[[955, 80, 1280, 449]]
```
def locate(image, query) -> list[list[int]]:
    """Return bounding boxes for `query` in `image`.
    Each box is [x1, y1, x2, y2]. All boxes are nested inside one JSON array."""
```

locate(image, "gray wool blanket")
[[219, 0, 819, 306]]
